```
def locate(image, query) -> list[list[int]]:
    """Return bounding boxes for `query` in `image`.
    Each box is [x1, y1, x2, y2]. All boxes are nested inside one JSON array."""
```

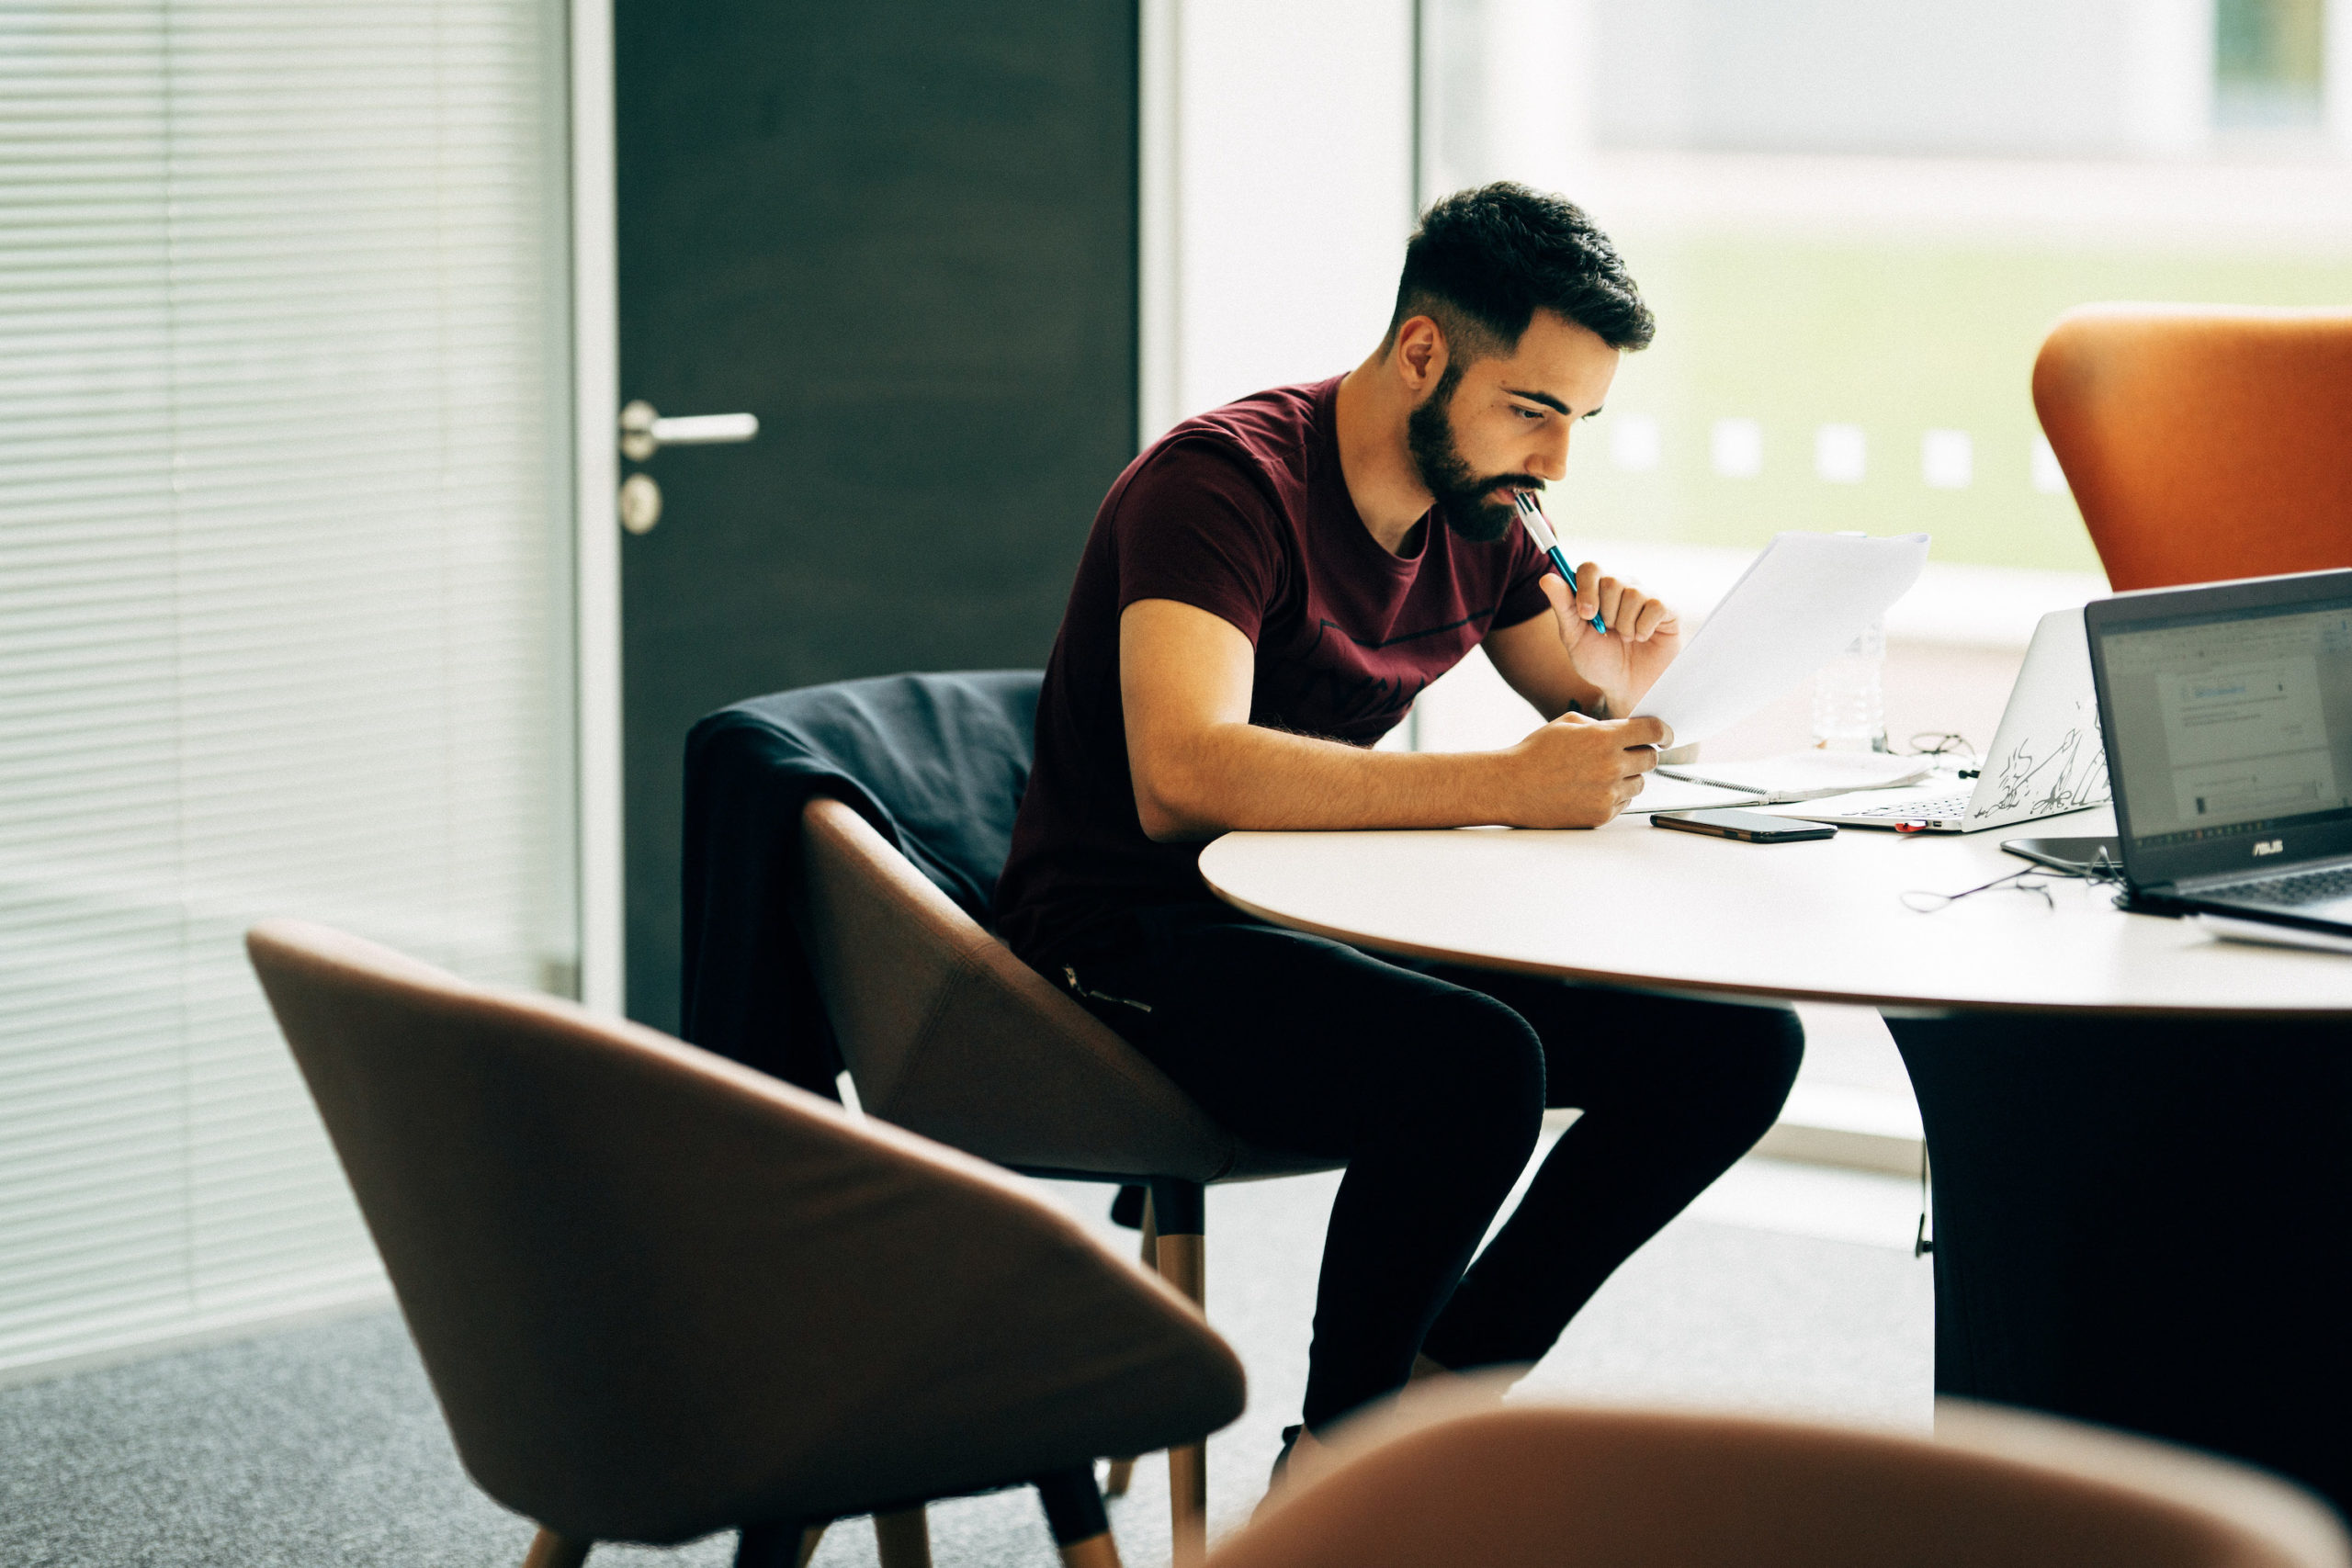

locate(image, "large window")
[[2219, 0, 2329, 130], [1422, 0, 2352, 580], [0, 1, 576, 1377]]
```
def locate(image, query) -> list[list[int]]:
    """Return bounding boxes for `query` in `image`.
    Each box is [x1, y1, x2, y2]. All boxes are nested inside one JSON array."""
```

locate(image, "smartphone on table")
[[1651, 808, 1838, 844]]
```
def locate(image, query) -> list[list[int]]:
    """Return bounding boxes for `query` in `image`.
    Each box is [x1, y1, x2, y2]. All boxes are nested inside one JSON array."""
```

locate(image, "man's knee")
[[1387, 989, 1547, 1149], [1579, 999, 1802, 1134], [1682, 1004, 1804, 1140], [1741, 1004, 1804, 1102]]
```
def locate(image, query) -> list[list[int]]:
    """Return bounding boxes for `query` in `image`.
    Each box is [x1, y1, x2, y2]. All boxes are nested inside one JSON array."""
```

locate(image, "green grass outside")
[[1560, 230, 2352, 573]]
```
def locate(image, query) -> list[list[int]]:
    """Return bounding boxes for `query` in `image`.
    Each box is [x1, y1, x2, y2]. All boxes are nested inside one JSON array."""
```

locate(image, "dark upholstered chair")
[[2033, 307, 2352, 592], [246, 919, 1244, 1568], [1215, 1393, 2349, 1568], [797, 795, 1340, 1561]]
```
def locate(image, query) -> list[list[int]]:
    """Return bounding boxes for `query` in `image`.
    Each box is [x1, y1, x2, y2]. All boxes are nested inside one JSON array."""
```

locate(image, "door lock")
[[617, 473, 663, 535], [618, 400, 759, 462]]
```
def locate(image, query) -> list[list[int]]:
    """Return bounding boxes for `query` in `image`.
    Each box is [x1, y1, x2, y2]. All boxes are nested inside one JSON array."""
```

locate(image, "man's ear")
[[1392, 315, 1446, 394]]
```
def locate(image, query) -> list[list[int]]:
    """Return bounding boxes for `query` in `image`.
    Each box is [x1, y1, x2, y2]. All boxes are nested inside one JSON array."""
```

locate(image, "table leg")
[[1888, 1011, 2352, 1512]]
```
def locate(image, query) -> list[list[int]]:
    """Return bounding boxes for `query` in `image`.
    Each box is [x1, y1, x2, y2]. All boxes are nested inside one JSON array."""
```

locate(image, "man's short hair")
[[1385, 182, 1656, 364]]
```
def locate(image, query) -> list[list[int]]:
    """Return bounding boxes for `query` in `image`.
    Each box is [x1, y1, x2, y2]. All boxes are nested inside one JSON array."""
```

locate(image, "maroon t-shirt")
[[994, 375, 1552, 967]]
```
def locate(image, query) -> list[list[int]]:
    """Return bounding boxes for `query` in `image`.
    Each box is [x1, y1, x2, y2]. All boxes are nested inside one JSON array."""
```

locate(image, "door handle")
[[619, 400, 759, 462]]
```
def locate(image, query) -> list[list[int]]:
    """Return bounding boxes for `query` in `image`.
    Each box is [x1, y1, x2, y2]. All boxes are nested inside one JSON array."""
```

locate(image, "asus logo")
[[2254, 839, 2285, 856]]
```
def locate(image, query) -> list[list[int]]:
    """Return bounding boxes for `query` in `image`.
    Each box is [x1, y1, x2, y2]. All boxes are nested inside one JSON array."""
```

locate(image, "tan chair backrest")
[[1216, 1399, 2347, 1568], [796, 794, 1240, 1179], [247, 919, 1242, 1544], [2034, 307, 2352, 592]]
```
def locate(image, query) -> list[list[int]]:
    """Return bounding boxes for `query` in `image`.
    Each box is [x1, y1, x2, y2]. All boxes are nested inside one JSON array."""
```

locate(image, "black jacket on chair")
[[678, 671, 1042, 1096]]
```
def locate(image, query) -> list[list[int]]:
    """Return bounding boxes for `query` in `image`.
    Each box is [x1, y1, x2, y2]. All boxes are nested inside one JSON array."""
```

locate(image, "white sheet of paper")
[[1657, 750, 1935, 802], [1632, 531, 1931, 748]]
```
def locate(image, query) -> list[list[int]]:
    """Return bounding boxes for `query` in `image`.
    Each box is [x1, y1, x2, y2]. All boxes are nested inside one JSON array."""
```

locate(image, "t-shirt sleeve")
[[1491, 525, 1555, 630], [1109, 438, 1287, 645]]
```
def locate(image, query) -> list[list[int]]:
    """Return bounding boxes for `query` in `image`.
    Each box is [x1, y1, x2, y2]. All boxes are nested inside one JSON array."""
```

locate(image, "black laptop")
[[2086, 568, 2352, 936]]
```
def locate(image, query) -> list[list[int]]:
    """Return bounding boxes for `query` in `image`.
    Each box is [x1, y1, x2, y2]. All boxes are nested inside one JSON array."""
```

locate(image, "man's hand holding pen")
[[1539, 566, 1682, 720]]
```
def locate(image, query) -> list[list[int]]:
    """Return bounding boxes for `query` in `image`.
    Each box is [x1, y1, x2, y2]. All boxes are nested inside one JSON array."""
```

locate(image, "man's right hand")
[[1502, 712, 1671, 828]]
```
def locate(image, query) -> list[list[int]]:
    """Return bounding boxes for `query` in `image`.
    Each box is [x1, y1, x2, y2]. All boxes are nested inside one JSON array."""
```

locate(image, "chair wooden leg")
[[1154, 1233, 1204, 1309], [1158, 1232, 1208, 1564], [1102, 1191, 1163, 1498], [1036, 1466, 1123, 1568], [873, 1506, 932, 1568], [1150, 1180, 1209, 1568], [1167, 1439, 1206, 1568], [521, 1529, 593, 1568]]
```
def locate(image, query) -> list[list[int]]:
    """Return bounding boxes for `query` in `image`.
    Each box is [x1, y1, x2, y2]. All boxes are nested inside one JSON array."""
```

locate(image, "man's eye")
[[1513, 406, 1544, 422]]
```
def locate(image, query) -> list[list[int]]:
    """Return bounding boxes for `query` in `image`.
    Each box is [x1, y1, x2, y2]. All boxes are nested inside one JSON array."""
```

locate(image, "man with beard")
[[992, 183, 1804, 1480]]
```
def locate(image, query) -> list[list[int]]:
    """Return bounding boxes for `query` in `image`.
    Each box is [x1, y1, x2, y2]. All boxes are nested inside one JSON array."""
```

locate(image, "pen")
[[1513, 491, 1607, 634]]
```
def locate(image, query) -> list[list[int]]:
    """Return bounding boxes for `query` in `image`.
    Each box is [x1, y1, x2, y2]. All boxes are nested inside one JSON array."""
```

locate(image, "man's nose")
[[1531, 423, 1571, 482]]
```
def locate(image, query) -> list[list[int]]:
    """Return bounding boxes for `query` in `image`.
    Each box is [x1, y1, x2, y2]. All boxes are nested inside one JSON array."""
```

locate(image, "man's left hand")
[[1540, 566, 1680, 716]]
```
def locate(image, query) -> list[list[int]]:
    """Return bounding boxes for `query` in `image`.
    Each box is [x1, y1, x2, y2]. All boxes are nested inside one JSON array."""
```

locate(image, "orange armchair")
[[2032, 306, 2352, 592]]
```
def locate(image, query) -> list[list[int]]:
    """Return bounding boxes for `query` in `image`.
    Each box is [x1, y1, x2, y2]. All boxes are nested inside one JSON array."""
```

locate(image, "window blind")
[[0, 0, 574, 1376]]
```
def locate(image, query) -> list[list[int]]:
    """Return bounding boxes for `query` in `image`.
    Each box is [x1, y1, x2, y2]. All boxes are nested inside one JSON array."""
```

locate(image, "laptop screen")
[[2097, 594, 2352, 869]]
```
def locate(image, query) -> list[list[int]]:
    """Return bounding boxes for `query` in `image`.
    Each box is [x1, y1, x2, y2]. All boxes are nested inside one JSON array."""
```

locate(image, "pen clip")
[[1512, 491, 1559, 553]]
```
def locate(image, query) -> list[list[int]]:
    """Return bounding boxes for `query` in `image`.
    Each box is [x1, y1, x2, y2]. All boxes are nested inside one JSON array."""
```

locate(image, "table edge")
[[1200, 844, 2352, 1021]]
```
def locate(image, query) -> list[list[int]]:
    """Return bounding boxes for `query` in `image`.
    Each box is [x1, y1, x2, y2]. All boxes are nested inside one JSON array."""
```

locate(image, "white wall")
[[1420, 0, 1597, 197], [1142, 0, 1417, 438]]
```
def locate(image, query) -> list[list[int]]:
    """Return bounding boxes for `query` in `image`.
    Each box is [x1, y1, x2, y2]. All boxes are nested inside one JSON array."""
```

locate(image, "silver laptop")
[[2086, 569, 2352, 936], [1788, 608, 2111, 833]]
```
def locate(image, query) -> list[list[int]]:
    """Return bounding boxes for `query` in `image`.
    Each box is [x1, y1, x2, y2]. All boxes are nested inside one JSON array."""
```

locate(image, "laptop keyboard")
[[2211, 864, 2352, 907], [1840, 792, 1972, 819]]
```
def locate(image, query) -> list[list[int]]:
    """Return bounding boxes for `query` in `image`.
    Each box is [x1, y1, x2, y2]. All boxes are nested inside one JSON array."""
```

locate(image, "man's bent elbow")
[[1131, 762, 1221, 843], [1136, 805, 1188, 842], [1133, 783, 1208, 842]]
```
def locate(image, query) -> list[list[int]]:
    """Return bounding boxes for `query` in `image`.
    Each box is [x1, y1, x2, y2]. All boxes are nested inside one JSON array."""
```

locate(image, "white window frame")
[[571, 0, 624, 1017]]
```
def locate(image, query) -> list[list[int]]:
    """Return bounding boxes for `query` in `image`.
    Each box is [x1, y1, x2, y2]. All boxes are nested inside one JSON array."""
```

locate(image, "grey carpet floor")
[[0, 1163, 1931, 1568]]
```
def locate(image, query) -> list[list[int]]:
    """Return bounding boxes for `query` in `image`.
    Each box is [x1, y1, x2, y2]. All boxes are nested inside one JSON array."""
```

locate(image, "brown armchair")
[[796, 793, 1338, 1561], [797, 793, 1339, 1559], [1216, 1394, 2349, 1568], [246, 919, 1244, 1568]]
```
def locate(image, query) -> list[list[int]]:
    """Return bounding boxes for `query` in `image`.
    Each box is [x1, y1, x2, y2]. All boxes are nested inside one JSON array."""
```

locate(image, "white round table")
[[1200, 808, 2352, 1507], [1198, 807, 2352, 1018]]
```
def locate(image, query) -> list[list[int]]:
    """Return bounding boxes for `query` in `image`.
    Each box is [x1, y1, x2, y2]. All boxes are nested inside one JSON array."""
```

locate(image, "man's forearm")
[[1133, 721, 1518, 841]]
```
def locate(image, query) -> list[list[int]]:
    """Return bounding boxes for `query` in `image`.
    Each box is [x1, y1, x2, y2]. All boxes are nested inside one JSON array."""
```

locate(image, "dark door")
[[614, 4, 1137, 1031]]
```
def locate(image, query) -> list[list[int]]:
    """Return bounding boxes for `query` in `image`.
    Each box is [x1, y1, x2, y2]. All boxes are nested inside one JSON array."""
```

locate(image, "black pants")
[[1058, 902, 1804, 1430]]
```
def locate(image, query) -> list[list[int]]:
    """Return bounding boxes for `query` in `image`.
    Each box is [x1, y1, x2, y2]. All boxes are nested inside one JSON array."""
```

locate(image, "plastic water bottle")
[[1813, 617, 1889, 752]]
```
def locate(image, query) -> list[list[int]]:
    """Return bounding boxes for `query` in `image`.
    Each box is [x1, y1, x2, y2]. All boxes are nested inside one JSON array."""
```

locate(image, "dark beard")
[[1405, 366, 1545, 544]]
